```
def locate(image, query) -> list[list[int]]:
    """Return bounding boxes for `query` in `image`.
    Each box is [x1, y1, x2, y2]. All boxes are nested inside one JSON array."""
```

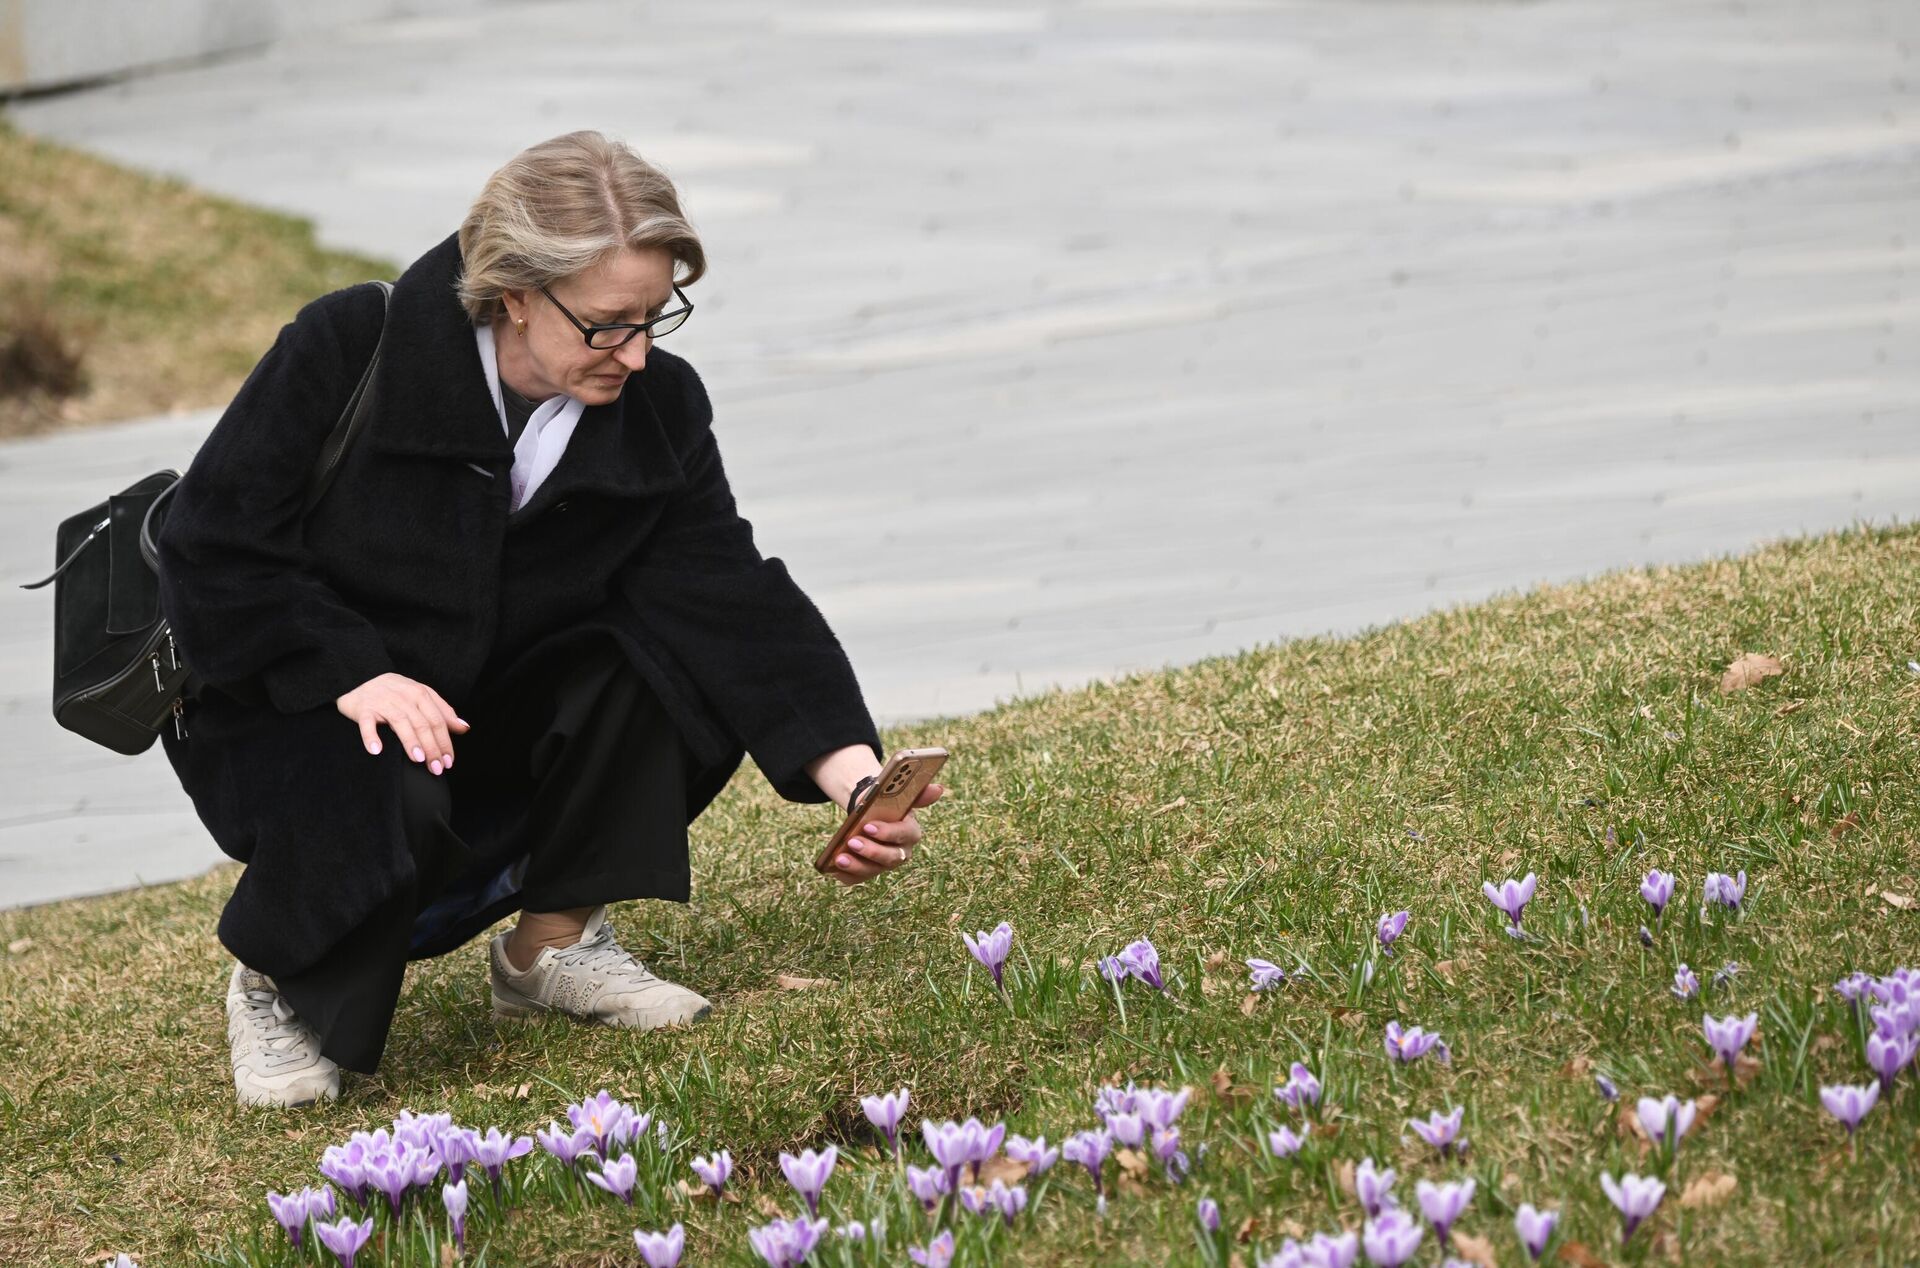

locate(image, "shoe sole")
[[491, 982, 712, 1029]]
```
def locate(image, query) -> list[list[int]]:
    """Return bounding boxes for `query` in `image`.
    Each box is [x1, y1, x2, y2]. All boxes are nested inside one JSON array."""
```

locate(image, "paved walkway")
[[4, 0, 1916, 907]]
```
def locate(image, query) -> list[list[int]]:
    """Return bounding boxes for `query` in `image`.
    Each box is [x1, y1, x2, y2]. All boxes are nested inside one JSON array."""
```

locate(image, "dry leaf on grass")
[[5, 937, 32, 955], [1115, 1148, 1151, 1181], [1235, 1215, 1262, 1245], [1772, 698, 1806, 717], [1880, 890, 1915, 911], [775, 974, 837, 990], [1210, 1068, 1255, 1109], [1560, 1054, 1594, 1079], [1431, 959, 1457, 981], [1680, 1171, 1737, 1208], [1240, 993, 1260, 1017], [977, 1156, 1031, 1187], [1205, 950, 1230, 970], [1557, 1241, 1610, 1268], [1450, 1231, 1499, 1268], [1720, 652, 1784, 692], [1334, 1158, 1357, 1197], [753, 1193, 786, 1219], [439, 1242, 456, 1268], [1151, 796, 1188, 816], [1830, 811, 1862, 837]]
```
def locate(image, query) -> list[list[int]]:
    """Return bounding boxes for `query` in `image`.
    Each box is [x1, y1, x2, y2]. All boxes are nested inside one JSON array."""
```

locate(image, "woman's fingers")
[[356, 714, 384, 756], [914, 782, 945, 807]]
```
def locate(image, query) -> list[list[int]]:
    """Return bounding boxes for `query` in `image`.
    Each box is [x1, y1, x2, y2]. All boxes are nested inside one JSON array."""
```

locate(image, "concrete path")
[[4, 0, 1916, 908]]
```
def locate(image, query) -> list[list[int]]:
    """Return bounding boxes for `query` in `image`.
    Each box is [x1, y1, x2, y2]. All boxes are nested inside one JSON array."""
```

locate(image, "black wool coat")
[[156, 232, 881, 977]]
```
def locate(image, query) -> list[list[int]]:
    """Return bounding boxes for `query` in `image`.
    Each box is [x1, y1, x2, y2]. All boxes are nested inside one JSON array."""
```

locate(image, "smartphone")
[[813, 746, 949, 874]]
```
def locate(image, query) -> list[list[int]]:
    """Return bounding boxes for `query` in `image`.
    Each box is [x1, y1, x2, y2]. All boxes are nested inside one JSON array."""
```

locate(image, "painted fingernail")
[[369, 740, 382, 755], [838, 855, 853, 868], [864, 824, 879, 834], [411, 746, 425, 762], [442, 754, 454, 767], [429, 760, 443, 775]]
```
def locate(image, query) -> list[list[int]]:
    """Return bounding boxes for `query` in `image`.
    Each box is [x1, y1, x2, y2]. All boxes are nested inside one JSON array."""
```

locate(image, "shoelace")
[[551, 926, 659, 984], [236, 982, 318, 1069]]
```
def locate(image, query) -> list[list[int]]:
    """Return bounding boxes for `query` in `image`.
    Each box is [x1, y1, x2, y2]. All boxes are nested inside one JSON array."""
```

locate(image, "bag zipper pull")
[[167, 632, 179, 671], [171, 696, 188, 740], [151, 653, 164, 692]]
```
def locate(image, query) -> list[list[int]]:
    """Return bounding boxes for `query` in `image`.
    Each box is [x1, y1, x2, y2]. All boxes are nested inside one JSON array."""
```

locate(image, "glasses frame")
[[538, 283, 694, 349]]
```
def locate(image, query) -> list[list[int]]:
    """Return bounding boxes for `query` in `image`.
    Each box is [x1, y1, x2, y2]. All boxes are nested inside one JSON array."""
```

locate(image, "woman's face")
[[498, 246, 677, 406]]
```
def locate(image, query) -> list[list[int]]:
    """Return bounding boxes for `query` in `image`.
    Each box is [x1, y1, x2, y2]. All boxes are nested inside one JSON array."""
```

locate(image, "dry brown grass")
[[0, 117, 391, 438]]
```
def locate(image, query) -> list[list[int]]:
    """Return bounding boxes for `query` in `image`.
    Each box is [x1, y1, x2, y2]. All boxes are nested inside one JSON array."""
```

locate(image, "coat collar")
[[365, 232, 685, 502]]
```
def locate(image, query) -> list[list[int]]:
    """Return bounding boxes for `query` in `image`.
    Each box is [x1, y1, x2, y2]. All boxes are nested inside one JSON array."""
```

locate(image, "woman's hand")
[[336, 672, 470, 775], [826, 782, 945, 886]]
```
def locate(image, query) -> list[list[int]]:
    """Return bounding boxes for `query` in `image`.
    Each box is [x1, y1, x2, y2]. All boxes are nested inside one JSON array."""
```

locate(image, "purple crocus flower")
[[921, 1117, 1005, 1189], [1248, 958, 1289, 991], [1635, 1095, 1697, 1149], [313, 1216, 375, 1268], [1354, 1157, 1396, 1218], [1062, 1128, 1113, 1197], [1152, 1126, 1190, 1181], [1362, 1208, 1425, 1267], [1007, 1134, 1059, 1173], [1274, 1061, 1322, 1112], [1595, 1073, 1619, 1102], [1481, 873, 1537, 937], [748, 1216, 828, 1268], [472, 1127, 532, 1195], [861, 1088, 910, 1152], [1639, 925, 1654, 948], [266, 1190, 310, 1250], [1104, 1110, 1146, 1148], [1120, 938, 1166, 989], [780, 1145, 838, 1218], [431, 1127, 477, 1187], [1866, 1030, 1918, 1091], [1316, 1230, 1362, 1268], [986, 1179, 1027, 1224], [567, 1090, 633, 1157], [1672, 964, 1700, 1000], [1139, 1085, 1192, 1130], [1601, 1172, 1665, 1242], [691, 1149, 732, 1197], [442, 1179, 468, 1253], [1377, 911, 1410, 954], [962, 921, 1014, 989], [1408, 1107, 1464, 1157], [536, 1120, 596, 1168], [1819, 1082, 1880, 1136], [907, 1230, 956, 1268], [1268, 1125, 1305, 1159], [318, 1143, 371, 1208], [1712, 961, 1741, 990], [1640, 870, 1675, 918], [1198, 1197, 1222, 1234], [835, 1221, 866, 1241], [1384, 1020, 1449, 1064], [1514, 1203, 1557, 1261], [586, 1152, 639, 1205], [1098, 954, 1129, 982], [364, 1146, 416, 1219], [906, 1164, 951, 1213], [1702, 1011, 1759, 1071], [1415, 1178, 1475, 1247], [1703, 870, 1747, 911], [633, 1224, 685, 1268], [1835, 972, 1875, 1004]]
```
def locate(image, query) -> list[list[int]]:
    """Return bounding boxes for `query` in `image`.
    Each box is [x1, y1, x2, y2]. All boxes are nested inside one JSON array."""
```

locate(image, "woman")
[[156, 131, 943, 1108]]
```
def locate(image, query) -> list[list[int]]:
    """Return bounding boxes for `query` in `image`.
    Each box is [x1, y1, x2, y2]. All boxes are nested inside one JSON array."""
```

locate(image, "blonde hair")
[[456, 131, 706, 325]]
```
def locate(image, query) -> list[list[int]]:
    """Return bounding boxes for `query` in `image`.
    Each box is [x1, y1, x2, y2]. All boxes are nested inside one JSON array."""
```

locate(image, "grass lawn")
[[2, 524, 1917, 1267], [0, 117, 391, 438]]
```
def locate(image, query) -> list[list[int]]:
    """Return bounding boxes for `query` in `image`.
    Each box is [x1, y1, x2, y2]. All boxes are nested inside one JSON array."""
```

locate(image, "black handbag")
[[20, 281, 393, 755]]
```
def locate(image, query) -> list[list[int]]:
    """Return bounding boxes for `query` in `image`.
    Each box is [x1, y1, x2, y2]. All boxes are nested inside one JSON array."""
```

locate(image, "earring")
[[514, 318, 526, 337]]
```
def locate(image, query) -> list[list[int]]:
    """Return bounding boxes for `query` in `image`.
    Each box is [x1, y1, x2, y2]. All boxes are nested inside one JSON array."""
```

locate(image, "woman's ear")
[[499, 290, 528, 332]]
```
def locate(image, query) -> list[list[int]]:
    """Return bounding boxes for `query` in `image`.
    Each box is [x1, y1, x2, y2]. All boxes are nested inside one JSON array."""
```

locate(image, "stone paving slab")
[[4, 0, 1916, 908]]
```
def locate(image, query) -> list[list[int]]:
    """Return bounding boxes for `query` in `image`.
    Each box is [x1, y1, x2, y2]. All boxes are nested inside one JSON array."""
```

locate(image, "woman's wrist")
[[805, 744, 882, 812]]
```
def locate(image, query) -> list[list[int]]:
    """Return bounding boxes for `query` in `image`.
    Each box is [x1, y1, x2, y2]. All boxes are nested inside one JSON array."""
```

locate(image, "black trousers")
[[270, 634, 695, 1074]]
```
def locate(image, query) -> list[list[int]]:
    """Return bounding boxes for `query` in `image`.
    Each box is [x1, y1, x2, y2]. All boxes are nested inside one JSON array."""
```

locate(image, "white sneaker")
[[225, 963, 341, 1108], [489, 906, 712, 1030]]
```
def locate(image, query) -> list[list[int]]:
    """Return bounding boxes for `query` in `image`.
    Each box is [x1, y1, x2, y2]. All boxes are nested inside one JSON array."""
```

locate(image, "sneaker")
[[225, 963, 340, 1108], [489, 905, 712, 1030]]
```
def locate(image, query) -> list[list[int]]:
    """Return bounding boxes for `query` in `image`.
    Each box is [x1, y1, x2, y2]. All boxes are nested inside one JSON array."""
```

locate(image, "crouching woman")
[[155, 131, 942, 1107]]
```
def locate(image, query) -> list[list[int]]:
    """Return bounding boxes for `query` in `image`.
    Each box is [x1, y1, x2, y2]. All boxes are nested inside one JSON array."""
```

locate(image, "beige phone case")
[[812, 746, 949, 873]]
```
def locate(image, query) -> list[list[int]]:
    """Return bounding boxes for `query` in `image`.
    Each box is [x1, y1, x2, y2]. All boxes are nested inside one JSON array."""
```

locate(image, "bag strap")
[[305, 279, 394, 513]]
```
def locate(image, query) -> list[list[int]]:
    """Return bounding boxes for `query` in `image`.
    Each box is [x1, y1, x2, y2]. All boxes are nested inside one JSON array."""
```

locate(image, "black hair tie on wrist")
[[846, 774, 878, 816]]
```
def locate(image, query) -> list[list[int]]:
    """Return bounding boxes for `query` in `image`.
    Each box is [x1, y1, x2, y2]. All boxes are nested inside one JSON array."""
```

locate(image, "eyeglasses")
[[538, 283, 694, 349]]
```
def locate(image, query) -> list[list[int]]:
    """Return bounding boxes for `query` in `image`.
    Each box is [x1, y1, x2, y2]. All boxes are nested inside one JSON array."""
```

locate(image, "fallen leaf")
[[1431, 959, 1457, 981], [1772, 698, 1805, 717], [1210, 1068, 1255, 1109], [1618, 1102, 1650, 1144], [1151, 795, 1188, 816], [1450, 1230, 1499, 1268], [1695, 1093, 1722, 1122], [1560, 1054, 1594, 1079], [1880, 890, 1915, 911], [1240, 993, 1260, 1017], [1311, 1121, 1342, 1140], [1235, 1215, 1261, 1245], [515, 1082, 531, 1100], [775, 974, 837, 990], [5, 937, 32, 955], [1719, 652, 1784, 693], [439, 1242, 455, 1268], [1205, 950, 1230, 971], [1557, 1241, 1609, 1268], [1115, 1148, 1151, 1180], [1829, 811, 1862, 837], [753, 1193, 786, 1219], [1680, 1170, 1737, 1208], [977, 1155, 1031, 1187], [1334, 1158, 1357, 1197]]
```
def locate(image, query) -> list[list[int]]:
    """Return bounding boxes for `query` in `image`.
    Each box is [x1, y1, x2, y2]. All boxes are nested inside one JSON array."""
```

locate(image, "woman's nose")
[[613, 335, 651, 372]]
